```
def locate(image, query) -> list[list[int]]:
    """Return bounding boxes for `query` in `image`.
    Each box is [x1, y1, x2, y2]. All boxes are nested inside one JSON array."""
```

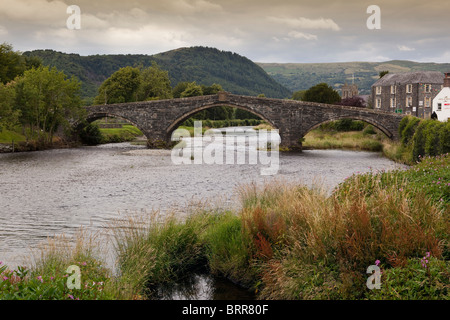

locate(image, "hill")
[[257, 60, 450, 95], [23, 47, 292, 104]]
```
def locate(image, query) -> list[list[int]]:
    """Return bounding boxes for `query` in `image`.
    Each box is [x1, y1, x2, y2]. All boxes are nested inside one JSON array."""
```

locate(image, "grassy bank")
[[1, 154, 448, 300], [303, 128, 384, 152], [99, 124, 144, 143]]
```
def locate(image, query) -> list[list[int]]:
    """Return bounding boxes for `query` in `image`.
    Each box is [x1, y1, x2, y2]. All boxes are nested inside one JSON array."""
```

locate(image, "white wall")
[[432, 87, 450, 122]]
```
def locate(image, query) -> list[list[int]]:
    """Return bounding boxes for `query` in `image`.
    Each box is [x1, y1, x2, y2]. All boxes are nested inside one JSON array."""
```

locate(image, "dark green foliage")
[[303, 83, 341, 104], [292, 90, 306, 101], [79, 122, 103, 145], [399, 116, 421, 145], [0, 42, 42, 84], [363, 125, 376, 135], [409, 119, 450, 161], [379, 70, 389, 78], [23, 47, 292, 103], [319, 119, 365, 132], [93, 66, 141, 104]]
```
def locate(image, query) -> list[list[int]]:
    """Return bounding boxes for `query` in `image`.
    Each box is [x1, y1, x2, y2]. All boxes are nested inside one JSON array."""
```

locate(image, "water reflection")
[[150, 272, 255, 300]]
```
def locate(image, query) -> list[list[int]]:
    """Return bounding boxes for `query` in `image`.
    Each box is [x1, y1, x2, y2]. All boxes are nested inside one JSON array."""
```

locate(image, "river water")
[[0, 128, 406, 288]]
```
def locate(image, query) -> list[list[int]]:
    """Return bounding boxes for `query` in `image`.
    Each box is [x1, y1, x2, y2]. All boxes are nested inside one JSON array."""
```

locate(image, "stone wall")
[[84, 92, 405, 150]]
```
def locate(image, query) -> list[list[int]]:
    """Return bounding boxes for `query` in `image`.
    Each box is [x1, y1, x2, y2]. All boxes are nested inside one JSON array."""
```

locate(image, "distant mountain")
[[257, 60, 450, 96], [23, 47, 292, 104]]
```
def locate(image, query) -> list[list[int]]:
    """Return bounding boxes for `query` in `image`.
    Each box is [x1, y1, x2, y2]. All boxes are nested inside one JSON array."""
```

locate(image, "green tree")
[[303, 83, 341, 104], [201, 83, 223, 95], [379, 70, 389, 78], [292, 90, 306, 101], [14, 66, 83, 144], [93, 66, 141, 104], [137, 62, 172, 100], [173, 82, 190, 98], [180, 82, 203, 98], [0, 43, 41, 84], [0, 82, 19, 130]]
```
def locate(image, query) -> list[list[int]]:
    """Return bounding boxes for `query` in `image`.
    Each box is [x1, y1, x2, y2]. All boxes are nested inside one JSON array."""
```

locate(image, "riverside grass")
[[2, 155, 447, 300]]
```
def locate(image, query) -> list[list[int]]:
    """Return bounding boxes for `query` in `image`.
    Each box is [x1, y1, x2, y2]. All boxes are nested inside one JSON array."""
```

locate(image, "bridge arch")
[[165, 102, 278, 141], [301, 115, 395, 139], [81, 112, 148, 138]]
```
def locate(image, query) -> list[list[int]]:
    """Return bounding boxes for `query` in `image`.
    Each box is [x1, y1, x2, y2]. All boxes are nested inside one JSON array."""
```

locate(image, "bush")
[[399, 116, 420, 145], [363, 125, 376, 135], [411, 119, 450, 161], [79, 123, 104, 145], [366, 255, 449, 300]]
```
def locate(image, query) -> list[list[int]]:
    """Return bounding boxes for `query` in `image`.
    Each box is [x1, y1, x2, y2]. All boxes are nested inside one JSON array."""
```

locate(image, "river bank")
[[0, 153, 447, 300]]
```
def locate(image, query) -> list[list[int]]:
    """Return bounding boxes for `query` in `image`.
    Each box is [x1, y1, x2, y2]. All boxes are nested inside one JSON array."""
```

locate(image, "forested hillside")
[[258, 61, 450, 95], [23, 47, 292, 104]]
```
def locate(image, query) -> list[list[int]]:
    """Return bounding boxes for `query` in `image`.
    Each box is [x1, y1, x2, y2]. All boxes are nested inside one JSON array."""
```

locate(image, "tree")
[[0, 43, 41, 84], [173, 82, 190, 98], [0, 82, 19, 130], [180, 82, 203, 98], [201, 83, 223, 95], [292, 90, 306, 101], [303, 83, 341, 104], [137, 62, 172, 100], [14, 66, 84, 144], [93, 66, 141, 104], [379, 70, 389, 78]]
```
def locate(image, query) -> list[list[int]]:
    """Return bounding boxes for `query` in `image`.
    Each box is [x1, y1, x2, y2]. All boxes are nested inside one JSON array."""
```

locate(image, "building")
[[371, 71, 444, 118], [432, 72, 450, 122], [341, 82, 359, 99]]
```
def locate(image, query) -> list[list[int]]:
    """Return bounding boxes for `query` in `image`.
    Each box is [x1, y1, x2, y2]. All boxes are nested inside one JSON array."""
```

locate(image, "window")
[[424, 84, 431, 93], [390, 97, 396, 108], [437, 103, 442, 111], [406, 96, 412, 107], [375, 86, 382, 95], [390, 85, 396, 94], [406, 84, 412, 93], [375, 98, 381, 108]]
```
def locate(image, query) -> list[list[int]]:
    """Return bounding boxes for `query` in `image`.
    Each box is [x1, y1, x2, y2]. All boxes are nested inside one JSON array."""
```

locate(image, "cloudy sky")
[[1, 0, 449, 63]]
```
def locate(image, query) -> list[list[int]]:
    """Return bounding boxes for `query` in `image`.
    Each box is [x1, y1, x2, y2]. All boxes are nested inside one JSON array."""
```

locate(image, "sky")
[[1, 0, 449, 63]]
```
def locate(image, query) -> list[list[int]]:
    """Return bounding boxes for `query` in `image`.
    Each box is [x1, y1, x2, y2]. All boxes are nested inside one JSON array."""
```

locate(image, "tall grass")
[[240, 174, 448, 299], [2, 156, 448, 300]]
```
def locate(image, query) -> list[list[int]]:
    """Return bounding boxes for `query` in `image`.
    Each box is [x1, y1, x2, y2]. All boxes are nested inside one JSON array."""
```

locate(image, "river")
[[0, 128, 407, 273]]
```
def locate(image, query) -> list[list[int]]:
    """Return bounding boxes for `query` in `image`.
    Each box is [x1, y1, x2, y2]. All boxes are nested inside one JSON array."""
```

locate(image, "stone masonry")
[[84, 92, 405, 150]]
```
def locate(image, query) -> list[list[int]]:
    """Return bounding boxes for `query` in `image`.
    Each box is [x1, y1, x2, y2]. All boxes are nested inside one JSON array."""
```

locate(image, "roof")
[[372, 71, 444, 87]]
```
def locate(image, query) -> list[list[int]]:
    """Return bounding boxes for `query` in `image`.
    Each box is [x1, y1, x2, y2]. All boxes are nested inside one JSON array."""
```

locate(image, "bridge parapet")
[[83, 92, 405, 150]]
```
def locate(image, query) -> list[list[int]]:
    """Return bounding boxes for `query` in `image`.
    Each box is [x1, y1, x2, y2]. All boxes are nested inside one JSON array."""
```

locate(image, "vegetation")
[[23, 47, 292, 103], [2, 153, 447, 300], [0, 50, 85, 149], [0, 42, 41, 84], [387, 116, 450, 164], [93, 63, 173, 104], [258, 60, 450, 96], [13, 66, 84, 146], [302, 82, 341, 104]]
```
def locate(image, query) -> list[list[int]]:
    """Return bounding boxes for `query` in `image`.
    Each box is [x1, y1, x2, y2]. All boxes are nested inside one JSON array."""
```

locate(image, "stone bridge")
[[83, 92, 404, 149]]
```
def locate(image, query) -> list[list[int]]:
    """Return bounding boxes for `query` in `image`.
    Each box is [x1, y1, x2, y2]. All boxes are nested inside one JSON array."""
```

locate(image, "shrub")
[[79, 123, 104, 145], [366, 255, 449, 300], [399, 116, 420, 146], [363, 125, 376, 135]]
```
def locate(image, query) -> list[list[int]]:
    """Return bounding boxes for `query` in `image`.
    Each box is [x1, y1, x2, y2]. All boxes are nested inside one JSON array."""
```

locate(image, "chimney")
[[444, 72, 450, 88]]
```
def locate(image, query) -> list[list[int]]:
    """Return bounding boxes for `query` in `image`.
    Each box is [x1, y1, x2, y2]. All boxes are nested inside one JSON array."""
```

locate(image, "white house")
[[432, 72, 450, 122]]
